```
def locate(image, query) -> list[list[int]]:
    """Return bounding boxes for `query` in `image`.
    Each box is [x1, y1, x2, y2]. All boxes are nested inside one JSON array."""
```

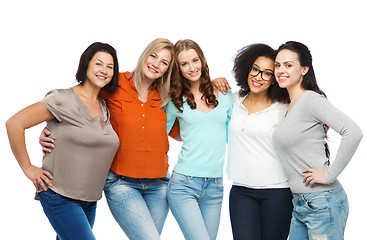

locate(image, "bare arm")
[[6, 102, 55, 191]]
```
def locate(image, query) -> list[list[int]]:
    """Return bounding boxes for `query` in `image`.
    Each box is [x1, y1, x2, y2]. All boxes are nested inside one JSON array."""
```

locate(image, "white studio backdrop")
[[1, 0, 366, 239]]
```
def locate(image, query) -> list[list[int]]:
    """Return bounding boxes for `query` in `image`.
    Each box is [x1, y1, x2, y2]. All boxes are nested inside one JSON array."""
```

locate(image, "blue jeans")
[[229, 185, 293, 240], [103, 170, 169, 240], [38, 189, 96, 240], [289, 186, 349, 240], [167, 171, 223, 240]]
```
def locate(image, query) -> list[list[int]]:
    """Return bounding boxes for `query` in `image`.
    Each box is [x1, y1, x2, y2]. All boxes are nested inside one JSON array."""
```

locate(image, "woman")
[[6, 42, 120, 240], [273, 41, 363, 239], [40, 38, 177, 240], [166, 39, 233, 240], [224, 44, 292, 240]]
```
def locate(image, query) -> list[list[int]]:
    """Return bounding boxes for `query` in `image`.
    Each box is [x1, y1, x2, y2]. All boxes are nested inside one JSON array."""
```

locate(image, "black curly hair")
[[233, 43, 289, 103]]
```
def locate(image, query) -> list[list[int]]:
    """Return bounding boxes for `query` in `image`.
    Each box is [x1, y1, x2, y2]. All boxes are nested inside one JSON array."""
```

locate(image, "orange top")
[[100, 72, 169, 178]]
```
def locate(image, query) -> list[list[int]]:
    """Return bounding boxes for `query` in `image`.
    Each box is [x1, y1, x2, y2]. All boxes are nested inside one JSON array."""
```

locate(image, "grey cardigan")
[[273, 91, 363, 193]]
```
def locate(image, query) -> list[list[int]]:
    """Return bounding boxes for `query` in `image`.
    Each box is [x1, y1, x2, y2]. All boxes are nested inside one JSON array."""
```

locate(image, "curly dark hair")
[[170, 39, 218, 112], [233, 43, 289, 103]]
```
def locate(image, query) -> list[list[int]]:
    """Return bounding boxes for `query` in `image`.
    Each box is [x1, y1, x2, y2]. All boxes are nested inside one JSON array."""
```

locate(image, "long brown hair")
[[171, 39, 218, 112]]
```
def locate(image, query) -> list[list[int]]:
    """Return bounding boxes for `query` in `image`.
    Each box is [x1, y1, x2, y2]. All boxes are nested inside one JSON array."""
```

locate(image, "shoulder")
[[273, 101, 289, 111], [219, 90, 233, 102], [303, 90, 327, 102], [299, 90, 328, 111], [43, 88, 74, 102], [118, 71, 132, 85]]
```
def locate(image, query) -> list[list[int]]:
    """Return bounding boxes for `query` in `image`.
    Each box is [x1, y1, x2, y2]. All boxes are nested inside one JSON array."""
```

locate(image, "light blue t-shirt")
[[166, 91, 233, 178]]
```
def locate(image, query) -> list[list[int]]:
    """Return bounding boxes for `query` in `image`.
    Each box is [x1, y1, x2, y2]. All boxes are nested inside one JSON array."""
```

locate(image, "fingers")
[[212, 78, 231, 95], [43, 128, 51, 135], [224, 81, 232, 91], [25, 166, 53, 191]]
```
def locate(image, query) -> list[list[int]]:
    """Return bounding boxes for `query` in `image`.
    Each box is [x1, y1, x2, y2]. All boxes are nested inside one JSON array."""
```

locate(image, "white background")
[[1, 0, 366, 239]]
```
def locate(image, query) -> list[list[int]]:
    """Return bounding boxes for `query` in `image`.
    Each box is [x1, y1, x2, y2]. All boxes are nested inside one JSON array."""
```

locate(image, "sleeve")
[[307, 93, 363, 183], [40, 89, 62, 122], [226, 92, 234, 143], [165, 100, 178, 134]]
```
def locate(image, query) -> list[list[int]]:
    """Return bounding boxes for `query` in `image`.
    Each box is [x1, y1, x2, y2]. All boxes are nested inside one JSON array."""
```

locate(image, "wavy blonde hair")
[[132, 38, 175, 107]]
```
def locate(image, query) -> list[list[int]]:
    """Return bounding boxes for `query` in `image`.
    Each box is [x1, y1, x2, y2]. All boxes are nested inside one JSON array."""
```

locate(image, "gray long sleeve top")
[[273, 91, 363, 193]]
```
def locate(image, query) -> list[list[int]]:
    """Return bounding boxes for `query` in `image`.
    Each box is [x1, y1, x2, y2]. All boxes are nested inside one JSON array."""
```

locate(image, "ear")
[[301, 66, 309, 76]]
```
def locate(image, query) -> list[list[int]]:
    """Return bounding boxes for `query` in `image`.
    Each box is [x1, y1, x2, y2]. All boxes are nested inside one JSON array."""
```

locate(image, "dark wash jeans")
[[229, 185, 293, 240], [38, 188, 97, 240]]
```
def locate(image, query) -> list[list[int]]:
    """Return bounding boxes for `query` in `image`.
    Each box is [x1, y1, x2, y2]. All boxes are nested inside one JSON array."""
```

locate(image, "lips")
[[148, 66, 158, 73], [96, 74, 107, 80], [252, 80, 263, 87], [277, 76, 288, 82]]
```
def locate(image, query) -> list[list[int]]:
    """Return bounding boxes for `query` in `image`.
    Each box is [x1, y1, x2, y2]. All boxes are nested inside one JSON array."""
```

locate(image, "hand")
[[23, 165, 53, 191], [39, 128, 54, 157], [302, 165, 330, 187], [212, 77, 231, 95], [323, 124, 329, 134]]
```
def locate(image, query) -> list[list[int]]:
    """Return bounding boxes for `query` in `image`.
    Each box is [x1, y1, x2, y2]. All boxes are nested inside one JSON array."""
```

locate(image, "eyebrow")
[[253, 63, 274, 72], [96, 58, 114, 66], [153, 52, 170, 63]]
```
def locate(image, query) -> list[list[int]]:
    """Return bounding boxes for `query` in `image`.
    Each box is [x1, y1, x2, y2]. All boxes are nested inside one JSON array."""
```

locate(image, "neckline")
[[238, 93, 275, 116], [71, 88, 103, 120], [284, 90, 310, 118], [193, 91, 222, 114]]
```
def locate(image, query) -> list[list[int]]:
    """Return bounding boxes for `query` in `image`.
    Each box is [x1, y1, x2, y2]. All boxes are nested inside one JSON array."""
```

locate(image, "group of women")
[[6, 37, 363, 240]]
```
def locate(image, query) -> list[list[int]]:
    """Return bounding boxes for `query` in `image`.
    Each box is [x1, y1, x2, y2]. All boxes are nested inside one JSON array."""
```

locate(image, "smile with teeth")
[[188, 70, 199, 77], [148, 66, 158, 73], [96, 75, 107, 80], [278, 76, 288, 82], [252, 80, 263, 87]]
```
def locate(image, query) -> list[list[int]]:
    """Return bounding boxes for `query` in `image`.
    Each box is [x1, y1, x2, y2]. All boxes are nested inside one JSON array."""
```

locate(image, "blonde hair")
[[132, 38, 175, 107]]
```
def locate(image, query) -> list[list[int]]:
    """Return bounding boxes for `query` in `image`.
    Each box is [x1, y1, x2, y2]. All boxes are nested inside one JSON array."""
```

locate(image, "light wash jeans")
[[38, 188, 96, 240], [289, 186, 349, 240], [103, 170, 169, 240], [167, 171, 223, 240]]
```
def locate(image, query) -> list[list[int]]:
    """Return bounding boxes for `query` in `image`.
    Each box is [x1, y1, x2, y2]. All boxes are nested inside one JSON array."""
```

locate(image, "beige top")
[[40, 88, 119, 201]]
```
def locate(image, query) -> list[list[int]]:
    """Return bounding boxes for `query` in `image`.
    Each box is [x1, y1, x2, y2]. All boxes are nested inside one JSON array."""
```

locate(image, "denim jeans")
[[167, 171, 223, 240], [289, 186, 349, 240], [229, 185, 293, 240], [38, 188, 97, 240], [103, 170, 169, 240]]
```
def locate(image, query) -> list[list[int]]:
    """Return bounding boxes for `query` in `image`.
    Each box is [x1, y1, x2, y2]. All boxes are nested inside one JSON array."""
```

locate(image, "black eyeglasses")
[[249, 66, 274, 81]]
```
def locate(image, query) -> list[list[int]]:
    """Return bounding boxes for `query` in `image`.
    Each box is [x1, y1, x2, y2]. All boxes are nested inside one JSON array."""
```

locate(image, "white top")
[[226, 92, 289, 188]]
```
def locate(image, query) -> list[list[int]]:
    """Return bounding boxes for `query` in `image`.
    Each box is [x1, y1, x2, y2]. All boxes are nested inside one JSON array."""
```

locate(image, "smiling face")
[[143, 47, 172, 81], [247, 56, 275, 95], [274, 49, 309, 90], [86, 51, 114, 89], [177, 48, 202, 83]]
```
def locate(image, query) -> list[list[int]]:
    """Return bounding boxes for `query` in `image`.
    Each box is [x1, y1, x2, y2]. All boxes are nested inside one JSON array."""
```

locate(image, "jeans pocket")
[[170, 172, 189, 185], [214, 178, 224, 191], [104, 171, 119, 192], [303, 193, 329, 212]]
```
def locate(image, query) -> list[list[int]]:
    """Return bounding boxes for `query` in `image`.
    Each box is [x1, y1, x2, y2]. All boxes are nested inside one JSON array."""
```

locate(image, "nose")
[[152, 58, 159, 68], [255, 72, 262, 81], [189, 63, 195, 72], [101, 66, 109, 75]]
